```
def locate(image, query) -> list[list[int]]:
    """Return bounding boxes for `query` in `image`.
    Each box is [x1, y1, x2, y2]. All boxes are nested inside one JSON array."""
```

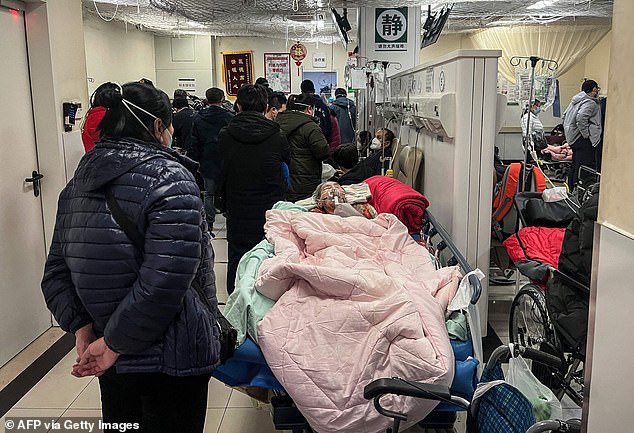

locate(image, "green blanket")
[[224, 201, 306, 344]]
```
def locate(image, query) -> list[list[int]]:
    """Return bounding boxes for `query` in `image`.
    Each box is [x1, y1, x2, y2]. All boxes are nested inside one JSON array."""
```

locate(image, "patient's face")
[[318, 182, 347, 213]]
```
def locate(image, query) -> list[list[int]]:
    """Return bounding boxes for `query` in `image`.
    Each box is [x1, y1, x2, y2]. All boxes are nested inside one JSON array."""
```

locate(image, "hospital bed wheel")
[[509, 284, 558, 352]]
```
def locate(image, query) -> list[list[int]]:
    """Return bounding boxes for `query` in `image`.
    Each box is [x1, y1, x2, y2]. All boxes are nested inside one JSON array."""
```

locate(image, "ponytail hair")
[[98, 82, 172, 142], [90, 82, 119, 108]]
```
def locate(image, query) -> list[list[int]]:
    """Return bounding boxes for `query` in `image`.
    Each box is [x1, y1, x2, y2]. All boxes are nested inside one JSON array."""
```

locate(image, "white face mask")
[[370, 137, 382, 150]]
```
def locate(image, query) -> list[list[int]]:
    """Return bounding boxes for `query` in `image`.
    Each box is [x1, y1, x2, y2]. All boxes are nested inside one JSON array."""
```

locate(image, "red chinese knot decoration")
[[290, 42, 307, 76]]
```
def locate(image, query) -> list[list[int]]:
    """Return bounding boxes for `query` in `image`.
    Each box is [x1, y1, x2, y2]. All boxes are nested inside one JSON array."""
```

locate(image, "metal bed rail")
[[422, 210, 483, 305]]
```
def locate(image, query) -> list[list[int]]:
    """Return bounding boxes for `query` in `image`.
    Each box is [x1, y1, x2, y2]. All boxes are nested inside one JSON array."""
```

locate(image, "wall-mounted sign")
[[374, 7, 408, 52], [222, 51, 254, 97], [313, 53, 327, 68], [177, 78, 196, 95], [264, 53, 291, 93]]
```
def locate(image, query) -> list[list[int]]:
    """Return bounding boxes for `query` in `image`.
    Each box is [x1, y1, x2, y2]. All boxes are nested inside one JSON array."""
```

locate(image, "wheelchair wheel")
[[509, 284, 558, 351], [509, 285, 563, 390]]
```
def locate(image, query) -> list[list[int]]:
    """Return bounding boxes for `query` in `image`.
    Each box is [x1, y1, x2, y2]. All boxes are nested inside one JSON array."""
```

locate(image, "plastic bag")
[[507, 353, 563, 422], [542, 186, 568, 203]]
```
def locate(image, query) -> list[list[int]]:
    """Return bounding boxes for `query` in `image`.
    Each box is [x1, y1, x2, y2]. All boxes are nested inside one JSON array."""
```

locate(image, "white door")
[[0, 6, 52, 367]]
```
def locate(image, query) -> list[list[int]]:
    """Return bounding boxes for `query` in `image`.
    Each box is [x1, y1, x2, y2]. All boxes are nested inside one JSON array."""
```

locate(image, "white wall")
[[155, 35, 213, 99], [214, 37, 349, 97], [27, 0, 89, 246], [83, 14, 156, 96]]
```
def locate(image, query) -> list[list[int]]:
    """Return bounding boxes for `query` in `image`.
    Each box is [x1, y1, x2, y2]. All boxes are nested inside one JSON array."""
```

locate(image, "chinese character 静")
[[382, 14, 403, 36]]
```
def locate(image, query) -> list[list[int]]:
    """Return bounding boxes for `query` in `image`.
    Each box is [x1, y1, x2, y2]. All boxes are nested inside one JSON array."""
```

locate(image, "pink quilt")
[[256, 210, 461, 433]]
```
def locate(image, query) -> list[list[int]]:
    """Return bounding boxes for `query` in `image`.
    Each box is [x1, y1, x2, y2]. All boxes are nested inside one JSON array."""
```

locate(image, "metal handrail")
[[424, 211, 482, 304]]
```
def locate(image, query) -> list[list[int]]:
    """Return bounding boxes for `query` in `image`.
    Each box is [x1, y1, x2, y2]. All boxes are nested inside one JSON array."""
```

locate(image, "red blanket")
[[365, 176, 429, 233], [503, 226, 566, 269]]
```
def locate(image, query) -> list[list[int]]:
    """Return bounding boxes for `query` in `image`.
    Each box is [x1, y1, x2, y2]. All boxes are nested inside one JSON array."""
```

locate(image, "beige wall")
[[155, 35, 213, 99], [597, 10, 632, 233], [214, 37, 349, 97], [419, 33, 465, 64], [557, 59, 587, 113], [584, 30, 612, 96], [83, 14, 156, 96]]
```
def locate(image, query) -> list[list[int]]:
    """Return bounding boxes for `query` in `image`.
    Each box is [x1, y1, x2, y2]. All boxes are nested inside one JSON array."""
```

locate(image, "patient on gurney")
[[217, 185, 479, 433], [310, 180, 378, 218]]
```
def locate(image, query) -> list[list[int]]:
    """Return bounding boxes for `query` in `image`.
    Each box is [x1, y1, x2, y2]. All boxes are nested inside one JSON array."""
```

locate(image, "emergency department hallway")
[[1, 0, 634, 433]]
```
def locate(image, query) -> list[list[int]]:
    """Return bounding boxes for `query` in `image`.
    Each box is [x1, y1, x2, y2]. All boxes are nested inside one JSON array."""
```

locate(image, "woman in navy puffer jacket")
[[41, 82, 219, 433]]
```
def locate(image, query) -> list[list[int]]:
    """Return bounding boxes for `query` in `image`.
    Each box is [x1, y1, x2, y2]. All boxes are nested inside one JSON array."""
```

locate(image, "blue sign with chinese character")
[[375, 8, 408, 52]]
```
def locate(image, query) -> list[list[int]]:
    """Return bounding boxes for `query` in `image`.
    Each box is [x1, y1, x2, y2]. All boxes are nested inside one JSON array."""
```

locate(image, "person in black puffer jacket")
[[218, 84, 290, 294], [41, 82, 219, 433], [276, 93, 330, 202]]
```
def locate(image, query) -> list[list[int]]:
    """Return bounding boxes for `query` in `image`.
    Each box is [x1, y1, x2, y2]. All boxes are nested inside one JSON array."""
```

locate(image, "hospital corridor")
[[1, 1, 633, 432]]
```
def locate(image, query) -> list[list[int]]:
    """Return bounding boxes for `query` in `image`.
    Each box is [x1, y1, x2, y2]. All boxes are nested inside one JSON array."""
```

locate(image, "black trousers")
[[227, 241, 257, 294], [98, 369, 211, 433], [568, 136, 597, 188]]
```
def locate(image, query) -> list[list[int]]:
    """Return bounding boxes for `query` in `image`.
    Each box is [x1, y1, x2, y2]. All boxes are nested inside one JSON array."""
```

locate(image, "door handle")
[[25, 170, 44, 197]]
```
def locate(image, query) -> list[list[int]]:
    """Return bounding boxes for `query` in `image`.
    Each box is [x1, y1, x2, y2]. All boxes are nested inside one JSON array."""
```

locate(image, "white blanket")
[[256, 210, 461, 433]]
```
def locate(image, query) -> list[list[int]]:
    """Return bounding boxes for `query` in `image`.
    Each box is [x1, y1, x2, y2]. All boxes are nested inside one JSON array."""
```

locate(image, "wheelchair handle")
[[526, 419, 581, 433], [486, 345, 565, 372]]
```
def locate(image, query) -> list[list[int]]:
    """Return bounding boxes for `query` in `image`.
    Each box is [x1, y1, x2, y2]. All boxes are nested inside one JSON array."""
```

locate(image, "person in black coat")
[[300, 79, 332, 145], [218, 84, 290, 294], [171, 97, 195, 152], [330, 143, 375, 185], [189, 87, 235, 228], [41, 82, 219, 433], [546, 183, 599, 357]]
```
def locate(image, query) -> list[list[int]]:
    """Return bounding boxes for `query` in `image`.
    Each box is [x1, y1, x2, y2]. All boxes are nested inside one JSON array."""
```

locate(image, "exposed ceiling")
[[83, 0, 613, 42]]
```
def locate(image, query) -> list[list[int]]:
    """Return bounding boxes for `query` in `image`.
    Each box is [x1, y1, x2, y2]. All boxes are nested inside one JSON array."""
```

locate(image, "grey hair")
[[312, 182, 328, 203]]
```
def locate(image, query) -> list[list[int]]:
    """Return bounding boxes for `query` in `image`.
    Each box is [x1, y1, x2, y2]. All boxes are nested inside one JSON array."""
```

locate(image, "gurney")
[[213, 208, 483, 433]]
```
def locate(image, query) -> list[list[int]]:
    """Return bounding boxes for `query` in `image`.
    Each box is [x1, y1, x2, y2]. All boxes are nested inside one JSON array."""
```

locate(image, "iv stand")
[[510, 56, 559, 192], [366, 60, 402, 174], [509, 56, 558, 294]]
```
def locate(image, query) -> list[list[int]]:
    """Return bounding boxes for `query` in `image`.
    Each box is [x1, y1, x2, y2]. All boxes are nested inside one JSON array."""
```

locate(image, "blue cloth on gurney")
[[213, 338, 284, 391], [213, 338, 478, 400]]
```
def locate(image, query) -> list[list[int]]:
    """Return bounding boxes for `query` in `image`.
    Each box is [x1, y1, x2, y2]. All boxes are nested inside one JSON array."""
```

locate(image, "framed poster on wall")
[[222, 51, 254, 97], [264, 53, 291, 93]]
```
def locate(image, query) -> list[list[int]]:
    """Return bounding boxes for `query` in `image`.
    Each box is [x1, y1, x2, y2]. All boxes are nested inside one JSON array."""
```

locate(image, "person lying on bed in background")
[[311, 181, 377, 219]]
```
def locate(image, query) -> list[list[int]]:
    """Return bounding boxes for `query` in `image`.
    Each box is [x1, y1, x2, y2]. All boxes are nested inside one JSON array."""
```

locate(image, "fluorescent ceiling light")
[[527, 0, 556, 10], [93, 0, 150, 5], [185, 20, 208, 28]]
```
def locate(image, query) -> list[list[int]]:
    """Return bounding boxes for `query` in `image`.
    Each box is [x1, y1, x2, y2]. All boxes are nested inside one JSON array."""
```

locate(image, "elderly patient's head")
[[313, 181, 347, 214]]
